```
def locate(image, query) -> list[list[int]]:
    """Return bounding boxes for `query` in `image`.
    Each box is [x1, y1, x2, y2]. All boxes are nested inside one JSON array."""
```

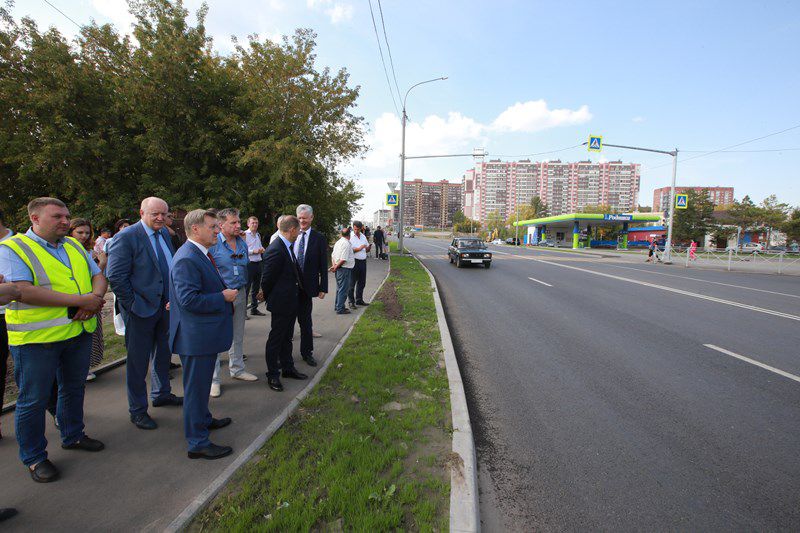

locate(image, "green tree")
[[581, 204, 613, 214], [453, 218, 480, 234], [486, 210, 509, 239], [507, 196, 548, 226], [781, 208, 800, 244], [672, 189, 717, 243], [452, 210, 465, 226]]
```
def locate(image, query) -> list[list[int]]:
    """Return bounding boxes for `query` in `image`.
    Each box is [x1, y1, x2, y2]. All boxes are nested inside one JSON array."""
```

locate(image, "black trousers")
[[246, 261, 262, 311], [348, 259, 367, 304], [297, 292, 314, 358], [265, 311, 297, 378], [374, 242, 384, 257]]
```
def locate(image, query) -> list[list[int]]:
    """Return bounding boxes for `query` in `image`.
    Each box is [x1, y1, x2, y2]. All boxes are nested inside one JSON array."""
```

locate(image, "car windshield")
[[458, 240, 483, 248]]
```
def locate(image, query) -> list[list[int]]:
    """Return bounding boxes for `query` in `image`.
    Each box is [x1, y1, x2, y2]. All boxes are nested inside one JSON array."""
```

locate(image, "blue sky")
[[13, 0, 800, 218]]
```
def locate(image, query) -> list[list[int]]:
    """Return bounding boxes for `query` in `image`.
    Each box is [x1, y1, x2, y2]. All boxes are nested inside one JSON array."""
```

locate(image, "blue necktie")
[[297, 231, 306, 272], [153, 232, 170, 298]]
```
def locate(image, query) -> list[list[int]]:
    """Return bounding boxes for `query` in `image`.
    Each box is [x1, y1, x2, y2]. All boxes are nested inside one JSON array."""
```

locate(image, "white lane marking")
[[530, 257, 800, 322], [602, 263, 800, 300], [704, 344, 800, 384], [528, 277, 553, 287]]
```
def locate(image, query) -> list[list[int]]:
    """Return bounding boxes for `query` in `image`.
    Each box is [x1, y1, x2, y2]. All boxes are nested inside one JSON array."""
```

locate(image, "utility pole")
[[398, 77, 448, 255], [582, 140, 679, 263]]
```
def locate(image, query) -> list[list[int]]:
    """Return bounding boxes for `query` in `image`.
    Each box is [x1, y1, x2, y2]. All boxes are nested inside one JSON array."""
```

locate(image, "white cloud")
[[306, 0, 354, 24], [491, 99, 592, 133], [326, 3, 354, 24], [632, 116, 645, 123], [362, 111, 486, 169], [91, 0, 136, 34], [268, 0, 286, 10]]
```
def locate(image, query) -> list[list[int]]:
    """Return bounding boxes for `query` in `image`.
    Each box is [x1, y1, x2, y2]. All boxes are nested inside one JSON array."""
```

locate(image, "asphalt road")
[[405, 236, 800, 531]]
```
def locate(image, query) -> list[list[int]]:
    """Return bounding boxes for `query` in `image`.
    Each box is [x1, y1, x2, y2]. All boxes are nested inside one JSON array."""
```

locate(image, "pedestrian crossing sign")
[[588, 135, 602, 152], [675, 193, 688, 209], [386, 193, 399, 206]]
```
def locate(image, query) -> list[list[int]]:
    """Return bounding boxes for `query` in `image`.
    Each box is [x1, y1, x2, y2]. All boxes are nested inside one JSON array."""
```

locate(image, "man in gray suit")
[[107, 197, 183, 430]]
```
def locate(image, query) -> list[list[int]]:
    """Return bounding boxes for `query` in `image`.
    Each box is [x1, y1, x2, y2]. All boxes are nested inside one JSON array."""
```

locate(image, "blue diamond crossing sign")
[[675, 193, 688, 209], [588, 135, 602, 152], [386, 193, 399, 206]]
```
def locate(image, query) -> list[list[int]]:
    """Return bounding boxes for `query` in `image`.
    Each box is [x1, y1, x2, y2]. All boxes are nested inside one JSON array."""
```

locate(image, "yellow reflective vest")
[[0, 234, 98, 345]]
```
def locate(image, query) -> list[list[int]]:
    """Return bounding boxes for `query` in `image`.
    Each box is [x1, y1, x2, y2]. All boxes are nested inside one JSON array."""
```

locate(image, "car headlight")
[[461, 253, 466, 257], [485, 254, 491, 258]]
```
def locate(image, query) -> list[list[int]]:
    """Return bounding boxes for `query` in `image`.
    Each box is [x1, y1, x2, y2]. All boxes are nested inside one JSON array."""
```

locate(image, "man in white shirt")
[[269, 215, 286, 245], [347, 221, 371, 309], [244, 216, 266, 316], [329, 227, 355, 314]]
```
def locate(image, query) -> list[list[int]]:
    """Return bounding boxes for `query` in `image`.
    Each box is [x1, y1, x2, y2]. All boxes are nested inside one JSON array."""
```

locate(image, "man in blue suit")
[[106, 197, 182, 430], [169, 209, 237, 459]]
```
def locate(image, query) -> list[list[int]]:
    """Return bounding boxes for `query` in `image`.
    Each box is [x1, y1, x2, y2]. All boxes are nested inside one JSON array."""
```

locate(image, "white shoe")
[[210, 383, 221, 397], [232, 371, 258, 382], [86, 372, 97, 382], [312, 331, 322, 338]]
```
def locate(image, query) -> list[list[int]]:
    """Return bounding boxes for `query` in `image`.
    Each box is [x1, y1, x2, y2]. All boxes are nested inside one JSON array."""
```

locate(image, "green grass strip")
[[192, 255, 451, 532]]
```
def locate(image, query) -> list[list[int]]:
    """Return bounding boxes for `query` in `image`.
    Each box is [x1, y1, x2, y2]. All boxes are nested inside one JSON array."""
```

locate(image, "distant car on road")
[[491, 238, 505, 245], [448, 238, 492, 268], [537, 239, 556, 247], [505, 237, 520, 245], [403, 232, 414, 238], [726, 242, 764, 253]]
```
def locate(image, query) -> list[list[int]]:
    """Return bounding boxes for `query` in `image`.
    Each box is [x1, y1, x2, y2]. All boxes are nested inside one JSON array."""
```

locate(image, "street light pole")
[[663, 149, 679, 263], [398, 76, 447, 255]]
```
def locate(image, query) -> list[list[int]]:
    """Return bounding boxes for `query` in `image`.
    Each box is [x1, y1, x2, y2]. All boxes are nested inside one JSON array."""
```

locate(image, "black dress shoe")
[[267, 377, 284, 391], [188, 443, 233, 460], [302, 355, 318, 367], [209, 417, 232, 430], [250, 309, 266, 316], [152, 393, 183, 407], [282, 368, 308, 380], [62, 435, 105, 452], [0, 508, 18, 522], [336, 309, 351, 315], [355, 300, 370, 306], [131, 413, 158, 430], [29, 459, 59, 483]]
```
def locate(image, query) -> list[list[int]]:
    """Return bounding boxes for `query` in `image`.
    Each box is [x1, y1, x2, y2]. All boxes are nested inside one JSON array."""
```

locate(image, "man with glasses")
[[208, 208, 258, 398], [107, 197, 182, 431]]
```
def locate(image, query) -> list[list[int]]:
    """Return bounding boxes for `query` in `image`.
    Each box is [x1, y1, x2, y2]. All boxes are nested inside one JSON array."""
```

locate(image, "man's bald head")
[[140, 196, 169, 231]]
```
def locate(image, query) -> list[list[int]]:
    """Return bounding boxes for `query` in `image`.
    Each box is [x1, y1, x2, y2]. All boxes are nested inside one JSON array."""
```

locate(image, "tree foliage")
[[672, 189, 717, 243], [0, 1, 365, 235]]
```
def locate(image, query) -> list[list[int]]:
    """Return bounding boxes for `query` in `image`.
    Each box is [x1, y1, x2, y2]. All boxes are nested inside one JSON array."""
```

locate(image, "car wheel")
[[484, 262, 491, 269]]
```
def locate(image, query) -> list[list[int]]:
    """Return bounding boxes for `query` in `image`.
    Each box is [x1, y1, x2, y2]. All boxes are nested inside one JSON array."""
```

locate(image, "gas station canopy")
[[513, 212, 663, 249]]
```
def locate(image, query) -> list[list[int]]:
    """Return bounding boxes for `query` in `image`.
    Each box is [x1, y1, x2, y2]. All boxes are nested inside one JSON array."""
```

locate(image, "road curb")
[[165, 265, 393, 532], [413, 253, 481, 533]]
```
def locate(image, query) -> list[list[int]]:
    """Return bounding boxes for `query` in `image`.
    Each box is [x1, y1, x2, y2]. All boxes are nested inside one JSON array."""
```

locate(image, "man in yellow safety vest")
[[0, 197, 107, 483]]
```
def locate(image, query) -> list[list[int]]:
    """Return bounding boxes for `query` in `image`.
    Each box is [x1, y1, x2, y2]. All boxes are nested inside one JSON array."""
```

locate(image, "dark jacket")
[[261, 236, 302, 315], [296, 228, 329, 297], [168, 242, 232, 356], [373, 229, 385, 245], [106, 221, 175, 318]]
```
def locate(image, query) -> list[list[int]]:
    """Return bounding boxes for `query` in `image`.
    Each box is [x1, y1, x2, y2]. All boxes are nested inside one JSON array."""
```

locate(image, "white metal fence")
[[667, 247, 800, 275]]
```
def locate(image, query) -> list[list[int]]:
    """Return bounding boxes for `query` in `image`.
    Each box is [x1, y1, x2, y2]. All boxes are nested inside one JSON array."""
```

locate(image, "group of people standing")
[[0, 195, 381, 494]]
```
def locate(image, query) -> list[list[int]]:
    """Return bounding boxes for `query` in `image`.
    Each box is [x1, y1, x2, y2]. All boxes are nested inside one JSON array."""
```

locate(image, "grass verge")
[[192, 254, 451, 532]]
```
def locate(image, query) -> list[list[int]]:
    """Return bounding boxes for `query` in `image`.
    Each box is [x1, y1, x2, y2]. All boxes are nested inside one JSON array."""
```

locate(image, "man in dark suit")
[[169, 209, 237, 459], [259, 215, 308, 392], [107, 197, 182, 430], [373, 226, 385, 258], [293, 204, 328, 367]]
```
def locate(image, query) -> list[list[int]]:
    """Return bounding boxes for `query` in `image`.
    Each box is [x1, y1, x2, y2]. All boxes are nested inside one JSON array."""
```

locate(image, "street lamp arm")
[[403, 77, 448, 111]]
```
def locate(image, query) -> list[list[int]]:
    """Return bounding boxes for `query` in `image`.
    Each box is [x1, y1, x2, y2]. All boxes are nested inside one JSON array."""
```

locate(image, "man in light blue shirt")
[[208, 208, 258, 397]]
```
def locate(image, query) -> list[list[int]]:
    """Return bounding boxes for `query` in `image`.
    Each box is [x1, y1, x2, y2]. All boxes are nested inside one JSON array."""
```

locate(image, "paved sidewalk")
[[0, 258, 389, 531]]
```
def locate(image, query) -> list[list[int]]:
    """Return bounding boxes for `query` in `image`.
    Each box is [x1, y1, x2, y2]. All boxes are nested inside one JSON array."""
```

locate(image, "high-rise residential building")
[[652, 186, 734, 212], [462, 160, 641, 221], [392, 179, 463, 228], [372, 209, 391, 229]]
